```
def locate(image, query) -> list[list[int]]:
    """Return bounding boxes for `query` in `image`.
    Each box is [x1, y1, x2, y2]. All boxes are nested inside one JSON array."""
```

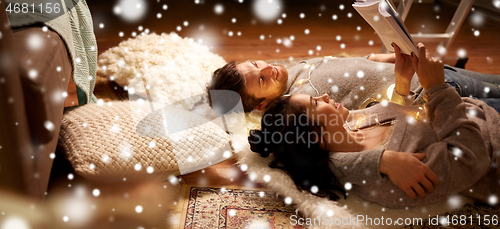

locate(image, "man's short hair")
[[206, 61, 265, 112]]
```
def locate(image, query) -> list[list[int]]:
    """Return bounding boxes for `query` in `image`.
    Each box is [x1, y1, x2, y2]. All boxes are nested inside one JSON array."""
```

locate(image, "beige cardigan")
[[329, 84, 500, 208]]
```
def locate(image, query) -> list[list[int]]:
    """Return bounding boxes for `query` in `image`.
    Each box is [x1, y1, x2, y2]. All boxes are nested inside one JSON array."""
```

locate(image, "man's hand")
[[368, 53, 396, 63], [394, 44, 415, 96], [411, 43, 446, 90], [379, 150, 440, 199]]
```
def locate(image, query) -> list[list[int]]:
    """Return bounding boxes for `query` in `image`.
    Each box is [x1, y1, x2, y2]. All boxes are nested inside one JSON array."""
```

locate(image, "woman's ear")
[[309, 130, 324, 145], [313, 130, 326, 149]]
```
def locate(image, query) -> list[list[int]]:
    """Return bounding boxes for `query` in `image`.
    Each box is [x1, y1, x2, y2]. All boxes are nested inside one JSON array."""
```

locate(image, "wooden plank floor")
[[87, 0, 500, 189]]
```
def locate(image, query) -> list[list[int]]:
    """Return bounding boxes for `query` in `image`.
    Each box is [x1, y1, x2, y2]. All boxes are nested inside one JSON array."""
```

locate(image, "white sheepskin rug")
[[235, 134, 473, 229], [97, 32, 226, 111]]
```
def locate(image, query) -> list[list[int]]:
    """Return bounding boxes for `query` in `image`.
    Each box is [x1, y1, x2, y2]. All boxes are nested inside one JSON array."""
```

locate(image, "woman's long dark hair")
[[248, 96, 346, 200]]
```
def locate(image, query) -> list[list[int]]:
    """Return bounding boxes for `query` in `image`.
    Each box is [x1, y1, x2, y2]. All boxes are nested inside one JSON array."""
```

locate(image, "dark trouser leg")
[[444, 66, 500, 98]]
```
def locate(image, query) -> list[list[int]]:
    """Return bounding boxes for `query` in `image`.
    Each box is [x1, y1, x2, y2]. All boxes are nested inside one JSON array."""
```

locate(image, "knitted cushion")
[[59, 100, 231, 182]]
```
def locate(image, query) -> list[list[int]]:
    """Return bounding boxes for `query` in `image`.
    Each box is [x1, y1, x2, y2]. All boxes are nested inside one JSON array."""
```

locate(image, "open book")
[[353, 0, 419, 57]]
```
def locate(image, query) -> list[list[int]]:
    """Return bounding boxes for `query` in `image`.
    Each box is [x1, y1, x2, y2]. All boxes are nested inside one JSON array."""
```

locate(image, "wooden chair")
[[382, 0, 475, 61]]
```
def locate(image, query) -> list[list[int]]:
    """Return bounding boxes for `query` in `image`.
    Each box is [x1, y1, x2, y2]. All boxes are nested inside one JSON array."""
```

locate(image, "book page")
[[353, 0, 418, 57], [381, 0, 414, 44]]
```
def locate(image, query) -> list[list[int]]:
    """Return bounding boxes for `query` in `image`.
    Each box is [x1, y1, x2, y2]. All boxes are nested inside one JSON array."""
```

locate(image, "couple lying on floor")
[[206, 43, 500, 208]]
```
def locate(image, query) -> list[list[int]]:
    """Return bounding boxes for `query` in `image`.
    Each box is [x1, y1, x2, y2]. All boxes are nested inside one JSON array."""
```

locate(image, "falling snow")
[[489, 195, 498, 205], [214, 4, 224, 15], [252, 0, 282, 22], [92, 189, 100, 197], [344, 182, 352, 190], [263, 174, 271, 182], [1, 2, 496, 227], [406, 115, 416, 125], [28, 34, 43, 50], [447, 195, 461, 208], [147, 166, 154, 173], [381, 100, 389, 107], [470, 13, 484, 27], [468, 109, 477, 117], [452, 147, 463, 157], [436, 45, 447, 56], [356, 71, 364, 78], [114, 0, 147, 22], [457, 49, 467, 58]]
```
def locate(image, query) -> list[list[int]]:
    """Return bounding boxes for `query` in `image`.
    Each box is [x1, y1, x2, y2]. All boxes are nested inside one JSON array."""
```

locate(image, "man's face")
[[236, 60, 288, 109]]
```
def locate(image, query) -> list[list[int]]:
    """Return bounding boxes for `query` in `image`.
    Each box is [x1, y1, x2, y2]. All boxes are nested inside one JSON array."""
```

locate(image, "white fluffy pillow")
[[96, 33, 226, 110]]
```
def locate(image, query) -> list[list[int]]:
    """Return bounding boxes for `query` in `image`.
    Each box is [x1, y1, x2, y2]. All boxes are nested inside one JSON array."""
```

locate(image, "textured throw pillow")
[[59, 100, 231, 182]]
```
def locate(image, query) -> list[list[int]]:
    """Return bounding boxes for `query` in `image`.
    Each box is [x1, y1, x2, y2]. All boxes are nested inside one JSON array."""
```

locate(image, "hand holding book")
[[411, 43, 446, 90], [393, 43, 415, 96]]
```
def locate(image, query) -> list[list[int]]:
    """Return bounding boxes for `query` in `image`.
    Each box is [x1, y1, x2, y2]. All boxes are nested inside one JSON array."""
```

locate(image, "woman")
[[249, 43, 500, 208]]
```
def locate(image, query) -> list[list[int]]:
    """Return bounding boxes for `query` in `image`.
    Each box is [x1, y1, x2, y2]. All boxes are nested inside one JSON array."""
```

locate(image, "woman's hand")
[[394, 43, 415, 96], [411, 43, 446, 90], [379, 150, 440, 199]]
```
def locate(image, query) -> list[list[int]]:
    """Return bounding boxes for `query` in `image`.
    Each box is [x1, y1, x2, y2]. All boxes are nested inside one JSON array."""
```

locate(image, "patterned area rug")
[[183, 187, 303, 229]]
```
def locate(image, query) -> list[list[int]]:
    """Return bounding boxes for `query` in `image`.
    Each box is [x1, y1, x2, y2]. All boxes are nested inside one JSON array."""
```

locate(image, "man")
[[207, 53, 500, 113]]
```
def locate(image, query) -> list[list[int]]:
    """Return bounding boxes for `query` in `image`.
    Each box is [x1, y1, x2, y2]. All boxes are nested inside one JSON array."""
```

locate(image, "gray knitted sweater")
[[329, 84, 500, 208], [283, 56, 421, 109]]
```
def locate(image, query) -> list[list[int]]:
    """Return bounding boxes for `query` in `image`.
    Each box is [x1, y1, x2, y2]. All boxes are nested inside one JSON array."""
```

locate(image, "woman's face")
[[290, 94, 349, 129]]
